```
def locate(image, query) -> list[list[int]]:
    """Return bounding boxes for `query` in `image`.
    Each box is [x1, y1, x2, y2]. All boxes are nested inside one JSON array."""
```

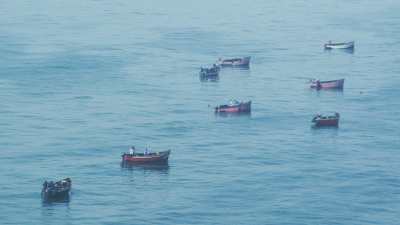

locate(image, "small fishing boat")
[[312, 112, 340, 127], [215, 100, 251, 113], [200, 64, 220, 81], [310, 79, 344, 90], [324, 41, 354, 50], [216, 56, 251, 67], [122, 149, 171, 164], [41, 178, 71, 202]]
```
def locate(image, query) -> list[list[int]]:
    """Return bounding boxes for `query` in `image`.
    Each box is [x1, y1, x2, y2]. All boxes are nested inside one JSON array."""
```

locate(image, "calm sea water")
[[1, 1, 400, 224]]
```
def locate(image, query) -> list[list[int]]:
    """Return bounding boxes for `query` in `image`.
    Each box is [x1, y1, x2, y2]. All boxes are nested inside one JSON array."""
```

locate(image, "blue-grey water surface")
[[1, 1, 400, 224]]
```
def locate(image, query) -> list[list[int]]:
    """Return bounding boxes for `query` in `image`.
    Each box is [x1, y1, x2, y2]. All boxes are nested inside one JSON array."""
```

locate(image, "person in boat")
[[316, 80, 321, 89], [209, 65, 215, 72], [228, 99, 240, 107], [144, 147, 149, 155], [129, 146, 135, 155], [312, 114, 321, 122]]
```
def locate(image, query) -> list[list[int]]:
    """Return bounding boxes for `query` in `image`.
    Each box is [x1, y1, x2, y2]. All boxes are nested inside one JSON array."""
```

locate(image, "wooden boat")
[[324, 41, 354, 50], [122, 149, 171, 164], [215, 100, 251, 113], [200, 65, 220, 81], [41, 178, 71, 202], [216, 56, 250, 67], [312, 112, 340, 127], [310, 79, 344, 90]]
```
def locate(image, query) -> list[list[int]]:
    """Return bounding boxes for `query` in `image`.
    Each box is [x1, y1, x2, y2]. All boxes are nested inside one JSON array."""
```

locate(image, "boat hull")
[[42, 189, 70, 202], [313, 119, 339, 127], [310, 79, 344, 90], [200, 72, 219, 81], [122, 150, 170, 165], [215, 101, 251, 114]]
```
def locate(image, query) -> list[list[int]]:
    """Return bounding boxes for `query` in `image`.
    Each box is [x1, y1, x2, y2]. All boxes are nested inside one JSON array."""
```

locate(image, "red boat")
[[122, 149, 171, 164], [215, 100, 251, 113], [312, 112, 340, 127], [310, 79, 344, 90]]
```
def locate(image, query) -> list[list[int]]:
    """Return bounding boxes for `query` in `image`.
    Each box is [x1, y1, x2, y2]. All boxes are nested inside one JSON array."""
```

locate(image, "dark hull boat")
[[324, 41, 354, 50], [216, 56, 250, 67], [41, 178, 71, 202], [200, 65, 220, 81], [310, 79, 344, 90], [122, 150, 171, 165], [215, 100, 251, 114], [312, 112, 340, 127]]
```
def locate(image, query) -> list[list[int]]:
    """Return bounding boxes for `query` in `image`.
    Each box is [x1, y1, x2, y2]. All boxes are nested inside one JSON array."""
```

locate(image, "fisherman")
[[43, 181, 48, 188], [129, 146, 135, 155], [316, 80, 321, 89], [229, 99, 239, 106]]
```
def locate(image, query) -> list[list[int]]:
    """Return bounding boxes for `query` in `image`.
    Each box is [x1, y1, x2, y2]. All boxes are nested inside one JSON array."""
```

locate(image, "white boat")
[[324, 41, 354, 50]]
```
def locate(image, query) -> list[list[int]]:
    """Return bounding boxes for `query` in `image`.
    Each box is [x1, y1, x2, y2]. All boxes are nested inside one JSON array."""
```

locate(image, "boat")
[[200, 64, 220, 81], [122, 149, 171, 165], [310, 79, 344, 90], [216, 56, 250, 67], [215, 100, 251, 113], [312, 112, 340, 127], [324, 41, 354, 50], [41, 178, 71, 202]]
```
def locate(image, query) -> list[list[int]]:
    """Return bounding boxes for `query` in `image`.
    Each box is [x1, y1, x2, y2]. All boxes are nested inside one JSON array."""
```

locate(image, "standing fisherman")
[[129, 146, 135, 155]]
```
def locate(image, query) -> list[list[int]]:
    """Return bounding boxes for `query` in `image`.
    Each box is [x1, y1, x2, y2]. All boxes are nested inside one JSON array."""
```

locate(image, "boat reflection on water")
[[41, 195, 70, 207], [42, 199, 70, 207], [342, 48, 354, 54], [120, 161, 170, 172]]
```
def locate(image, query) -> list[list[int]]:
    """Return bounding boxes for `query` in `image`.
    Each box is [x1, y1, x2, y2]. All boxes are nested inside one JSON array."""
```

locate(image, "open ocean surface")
[[1, 1, 400, 224]]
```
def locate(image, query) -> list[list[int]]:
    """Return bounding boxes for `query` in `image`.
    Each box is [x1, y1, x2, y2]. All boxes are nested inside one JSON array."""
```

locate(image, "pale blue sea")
[[1, 1, 399, 224]]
